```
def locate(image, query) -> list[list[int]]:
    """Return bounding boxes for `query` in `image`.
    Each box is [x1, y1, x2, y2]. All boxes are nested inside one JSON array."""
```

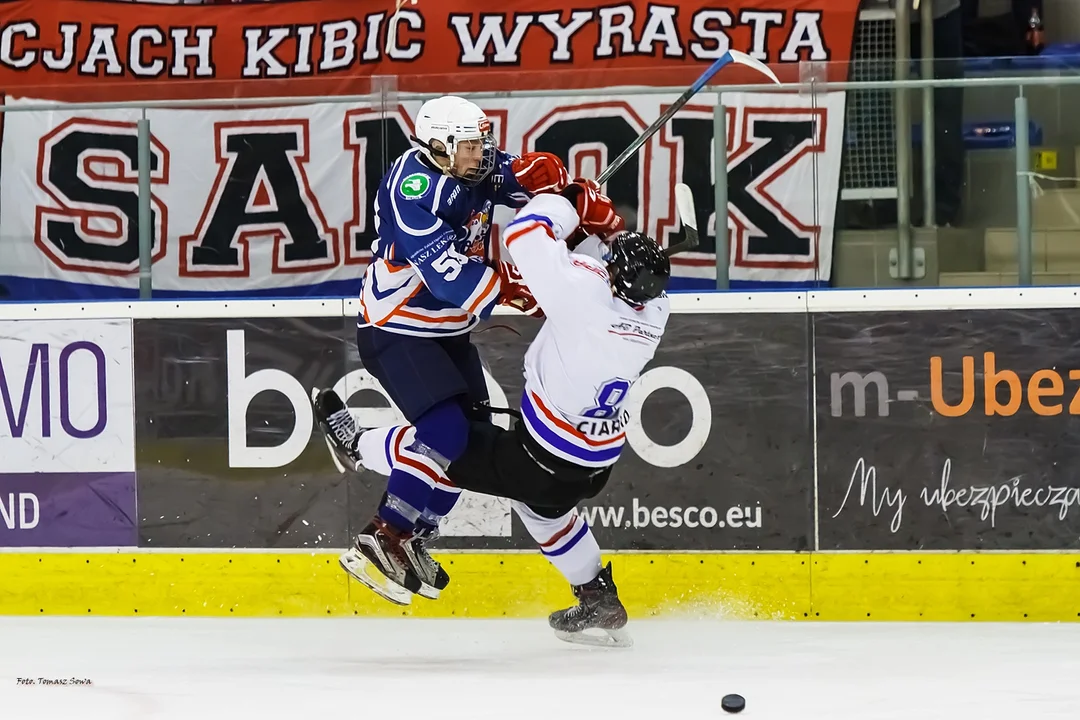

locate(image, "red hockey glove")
[[511, 152, 570, 195], [567, 214, 627, 250], [561, 178, 621, 238], [497, 262, 544, 318]]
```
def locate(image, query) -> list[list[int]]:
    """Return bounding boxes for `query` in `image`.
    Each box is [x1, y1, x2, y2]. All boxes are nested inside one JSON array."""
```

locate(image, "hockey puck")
[[721, 694, 745, 714]]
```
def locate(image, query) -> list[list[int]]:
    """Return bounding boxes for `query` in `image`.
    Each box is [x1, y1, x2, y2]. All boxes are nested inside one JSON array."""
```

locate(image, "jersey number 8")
[[583, 379, 632, 419]]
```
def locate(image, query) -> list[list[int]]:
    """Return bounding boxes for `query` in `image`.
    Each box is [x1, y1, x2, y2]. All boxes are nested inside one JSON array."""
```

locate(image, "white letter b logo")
[[226, 329, 312, 468]]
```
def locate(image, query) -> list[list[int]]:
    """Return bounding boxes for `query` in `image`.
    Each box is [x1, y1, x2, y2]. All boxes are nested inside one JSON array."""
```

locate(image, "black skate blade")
[[553, 627, 633, 649], [339, 550, 413, 606]]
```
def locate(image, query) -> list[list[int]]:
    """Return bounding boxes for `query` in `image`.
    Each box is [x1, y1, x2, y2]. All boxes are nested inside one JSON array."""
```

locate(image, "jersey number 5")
[[583, 379, 631, 419], [431, 245, 469, 281]]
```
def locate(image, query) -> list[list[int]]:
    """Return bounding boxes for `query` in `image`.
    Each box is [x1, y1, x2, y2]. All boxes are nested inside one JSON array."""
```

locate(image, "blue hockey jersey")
[[358, 148, 531, 337]]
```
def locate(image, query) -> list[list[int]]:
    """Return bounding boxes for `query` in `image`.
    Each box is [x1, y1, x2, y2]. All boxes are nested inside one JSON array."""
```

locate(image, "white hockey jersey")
[[503, 194, 670, 468]]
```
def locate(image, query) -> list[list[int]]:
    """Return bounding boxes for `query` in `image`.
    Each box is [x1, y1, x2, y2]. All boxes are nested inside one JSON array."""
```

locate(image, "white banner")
[[0, 319, 135, 473], [716, 91, 843, 287], [0, 90, 844, 298]]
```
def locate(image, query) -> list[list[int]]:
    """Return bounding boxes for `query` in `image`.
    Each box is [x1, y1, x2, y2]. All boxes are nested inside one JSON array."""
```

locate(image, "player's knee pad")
[[412, 399, 470, 464]]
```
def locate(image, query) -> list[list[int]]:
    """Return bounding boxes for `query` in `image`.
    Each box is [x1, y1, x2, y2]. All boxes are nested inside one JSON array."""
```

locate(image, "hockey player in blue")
[[311, 95, 569, 604]]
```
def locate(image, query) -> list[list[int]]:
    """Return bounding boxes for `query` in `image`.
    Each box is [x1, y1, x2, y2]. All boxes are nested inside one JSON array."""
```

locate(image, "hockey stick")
[[665, 183, 698, 257], [392, 0, 417, 18], [596, 50, 780, 186]]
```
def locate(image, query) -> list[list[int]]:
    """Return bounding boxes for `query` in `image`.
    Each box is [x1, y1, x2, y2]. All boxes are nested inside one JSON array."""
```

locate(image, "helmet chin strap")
[[410, 134, 462, 179]]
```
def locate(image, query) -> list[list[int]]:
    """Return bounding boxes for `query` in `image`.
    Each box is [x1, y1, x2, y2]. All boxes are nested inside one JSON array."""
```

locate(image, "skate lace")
[[411, 536, 441, 578], [328, 408, 357, 445], [564, 603, 587, 620]]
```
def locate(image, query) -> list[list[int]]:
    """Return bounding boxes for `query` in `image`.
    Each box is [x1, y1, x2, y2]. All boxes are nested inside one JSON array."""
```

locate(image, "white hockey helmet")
[[412, 95, 496, 186]]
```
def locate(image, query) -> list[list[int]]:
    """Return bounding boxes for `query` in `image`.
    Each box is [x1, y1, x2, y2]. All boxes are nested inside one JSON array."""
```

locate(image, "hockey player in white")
[[320, 178, 671, 646]]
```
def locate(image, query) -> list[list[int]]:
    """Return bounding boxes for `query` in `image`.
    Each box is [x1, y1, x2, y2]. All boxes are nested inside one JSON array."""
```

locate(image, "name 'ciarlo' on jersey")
[[359, 148, 530, 337], [503, 194, 671, 468]]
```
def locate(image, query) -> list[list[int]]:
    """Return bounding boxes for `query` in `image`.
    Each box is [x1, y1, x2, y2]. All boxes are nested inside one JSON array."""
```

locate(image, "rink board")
[[1, 551, 1079, 621]]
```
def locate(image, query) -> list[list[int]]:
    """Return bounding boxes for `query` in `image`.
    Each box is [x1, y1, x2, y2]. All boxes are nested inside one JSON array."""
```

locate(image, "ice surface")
[[2, 617, 1079, 719]]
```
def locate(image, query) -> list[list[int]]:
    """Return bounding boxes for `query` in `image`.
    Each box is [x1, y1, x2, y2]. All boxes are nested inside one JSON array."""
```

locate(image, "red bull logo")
[[464, 207, 491, 258]]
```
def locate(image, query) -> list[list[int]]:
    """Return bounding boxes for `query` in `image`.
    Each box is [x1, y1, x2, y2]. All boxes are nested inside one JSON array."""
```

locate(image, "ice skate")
[[338, 517, 423, 606], [311, 387, 363, 473], [549, 562, 632, 648], [407, 523, 450, 600]]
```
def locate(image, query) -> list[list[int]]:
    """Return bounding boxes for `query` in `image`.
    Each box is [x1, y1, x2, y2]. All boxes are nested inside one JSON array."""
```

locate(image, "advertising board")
[[0, 318, 136, 546], [133, 310, 813, 550], [815, 309, 1080, 550]]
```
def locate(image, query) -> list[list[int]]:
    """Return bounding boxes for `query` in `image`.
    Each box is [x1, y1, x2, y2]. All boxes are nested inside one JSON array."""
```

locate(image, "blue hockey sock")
[[413, 399, 469, 529], [379, 400, 469, 534], [413, 398, 470, 463]]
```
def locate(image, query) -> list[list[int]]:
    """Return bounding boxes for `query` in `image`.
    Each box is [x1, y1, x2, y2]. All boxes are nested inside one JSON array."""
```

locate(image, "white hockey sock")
[[512, 501, 602, 587], [354, 426, 404, 476]]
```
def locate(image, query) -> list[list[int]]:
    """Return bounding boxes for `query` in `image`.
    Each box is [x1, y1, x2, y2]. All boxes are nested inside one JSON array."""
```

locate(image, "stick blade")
[[674, 183, 697, 231], [665, 183, 699, 257], [726, 50, 781, 85]]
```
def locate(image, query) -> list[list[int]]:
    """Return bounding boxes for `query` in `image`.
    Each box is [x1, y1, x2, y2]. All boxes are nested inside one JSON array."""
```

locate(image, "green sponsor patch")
[[399, 172, 431, 198]]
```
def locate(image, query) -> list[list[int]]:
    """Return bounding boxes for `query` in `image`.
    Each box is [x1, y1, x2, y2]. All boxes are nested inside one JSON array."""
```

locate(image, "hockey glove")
[[511, 152, 570, 195], [566, 217, 627, 252], [497, 261, 544, 318], [561, 178, 622, 238]]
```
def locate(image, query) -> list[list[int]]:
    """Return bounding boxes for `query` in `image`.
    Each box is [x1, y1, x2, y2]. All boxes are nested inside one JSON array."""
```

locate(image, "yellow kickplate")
[[2, 551, 1078, 621]]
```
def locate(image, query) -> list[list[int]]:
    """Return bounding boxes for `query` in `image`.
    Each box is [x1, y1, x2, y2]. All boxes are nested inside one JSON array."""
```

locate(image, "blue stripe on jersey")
[[507, 213, 555, 231], [520, 391, 623, 465], [542, 521, 591, 557], [384, 429, 395, 472]]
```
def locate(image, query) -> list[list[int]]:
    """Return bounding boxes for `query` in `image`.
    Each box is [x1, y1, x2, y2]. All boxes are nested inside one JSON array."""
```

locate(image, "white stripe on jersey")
[[367, 317, 480, 338], [358, 260, 420, 325], [359, 259, 479, 336]]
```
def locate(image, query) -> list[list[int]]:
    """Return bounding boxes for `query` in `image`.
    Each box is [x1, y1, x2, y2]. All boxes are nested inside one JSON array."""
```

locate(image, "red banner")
[[0, 0, 861, 100]]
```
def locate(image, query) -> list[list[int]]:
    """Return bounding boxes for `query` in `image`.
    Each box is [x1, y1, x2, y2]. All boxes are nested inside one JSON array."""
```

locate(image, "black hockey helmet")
[[605, 231, 670, 305]]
